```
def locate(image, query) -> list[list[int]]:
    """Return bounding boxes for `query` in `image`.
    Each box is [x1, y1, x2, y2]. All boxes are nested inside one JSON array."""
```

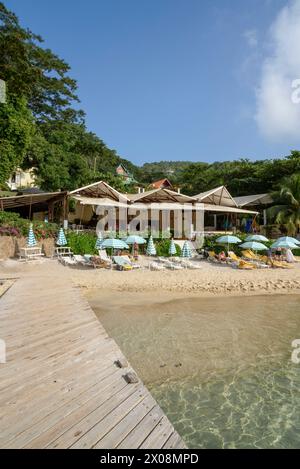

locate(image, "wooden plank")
[[70, 386, 146, 449], [139, 416, 176, 449], [0, 262, 186, 449], [94, 394, 156, 448]]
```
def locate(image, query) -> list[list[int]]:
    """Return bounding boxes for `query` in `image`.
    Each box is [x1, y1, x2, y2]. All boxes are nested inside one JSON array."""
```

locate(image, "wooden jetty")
[[0, 264, 186, 449]]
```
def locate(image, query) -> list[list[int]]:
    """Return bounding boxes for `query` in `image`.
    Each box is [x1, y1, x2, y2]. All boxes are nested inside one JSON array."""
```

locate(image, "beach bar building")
[[68, 181, 258, 238]]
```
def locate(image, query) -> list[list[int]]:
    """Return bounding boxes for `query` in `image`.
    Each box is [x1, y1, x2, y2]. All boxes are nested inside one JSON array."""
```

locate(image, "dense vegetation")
[[0, 211, 57, 238], [1, 1, 300, 204], [138, 154, 300, 197], [0, 2, 138, 192]]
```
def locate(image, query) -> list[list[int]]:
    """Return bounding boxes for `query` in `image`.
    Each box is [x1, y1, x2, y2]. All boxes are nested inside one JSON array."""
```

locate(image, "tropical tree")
[[268, 173, 300, 235], [0, 96, 34, 185]]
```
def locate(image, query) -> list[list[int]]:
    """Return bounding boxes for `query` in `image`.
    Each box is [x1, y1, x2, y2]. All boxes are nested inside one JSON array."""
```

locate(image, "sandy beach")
[[2, 257, 300, 298]]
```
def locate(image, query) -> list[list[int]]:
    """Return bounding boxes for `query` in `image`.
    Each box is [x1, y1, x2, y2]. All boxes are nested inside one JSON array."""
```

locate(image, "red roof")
[[151, 178, 172, 189]]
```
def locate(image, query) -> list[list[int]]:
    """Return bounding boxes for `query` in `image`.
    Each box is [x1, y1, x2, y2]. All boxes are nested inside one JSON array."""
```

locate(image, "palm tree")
[[268, 173, 300, 235]]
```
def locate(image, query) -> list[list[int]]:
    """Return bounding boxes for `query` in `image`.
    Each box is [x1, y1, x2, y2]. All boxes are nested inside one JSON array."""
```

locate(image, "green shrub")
[[0, 211, 57, 239], [67, 231, 97, 255], [155, 239, 181, 257]]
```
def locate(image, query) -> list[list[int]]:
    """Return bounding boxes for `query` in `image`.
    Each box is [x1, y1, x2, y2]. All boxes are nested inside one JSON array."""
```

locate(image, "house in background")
[[150, 178, 173, 190], [7, 168, 37, 191], [115, 164, 137, 185]]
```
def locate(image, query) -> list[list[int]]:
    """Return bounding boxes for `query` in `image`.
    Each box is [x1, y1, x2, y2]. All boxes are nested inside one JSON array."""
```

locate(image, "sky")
[[4, 0, 300, 165]]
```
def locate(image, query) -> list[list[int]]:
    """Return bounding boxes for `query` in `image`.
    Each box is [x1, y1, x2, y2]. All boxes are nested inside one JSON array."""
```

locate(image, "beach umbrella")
[[101, 238, 129, 250], [240, 241, 268, 251], [181, 241, 192, 258], [56, 227, 67, 246], [245, 234, 269, 242], [95, 232, 103, 249], [146, 235, 156, 256], [276, 236, 300, 246], [169, 238, 177, 256], [125, 235, 146, 256], [271, 239, 298, 249], [216, 235, 241, 252], [27, 223, 37, 247], [125, 235, 147, 245]]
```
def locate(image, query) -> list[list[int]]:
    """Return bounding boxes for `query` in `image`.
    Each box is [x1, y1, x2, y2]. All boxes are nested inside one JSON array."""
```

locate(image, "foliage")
[[0, 96, 34, 185], [66, 231, 97, 255], [268, 173, 300, 235], [155, 239, 181, 257], [0, 2, 136, 191], [0, 210, 58, 238], [0, 2, 80, 122], [138, 152, 300, 198]]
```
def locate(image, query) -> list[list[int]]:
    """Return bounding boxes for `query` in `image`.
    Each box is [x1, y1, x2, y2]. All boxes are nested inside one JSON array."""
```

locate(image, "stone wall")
[[0, 236, 55, 259]]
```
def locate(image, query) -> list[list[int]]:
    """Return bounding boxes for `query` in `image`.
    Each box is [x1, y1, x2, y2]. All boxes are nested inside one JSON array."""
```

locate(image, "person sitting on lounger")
[[218, 251, 227, 262]]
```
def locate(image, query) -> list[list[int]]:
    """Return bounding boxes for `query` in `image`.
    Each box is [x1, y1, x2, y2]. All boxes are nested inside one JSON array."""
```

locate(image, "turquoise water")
[[91, 293, 300, 448]]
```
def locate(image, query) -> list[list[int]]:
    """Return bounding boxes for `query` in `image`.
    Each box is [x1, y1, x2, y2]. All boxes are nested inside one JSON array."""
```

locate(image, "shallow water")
[[90, 293, 300, 448]]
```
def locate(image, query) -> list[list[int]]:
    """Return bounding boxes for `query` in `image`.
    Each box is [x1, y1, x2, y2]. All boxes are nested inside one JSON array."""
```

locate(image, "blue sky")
[[5, 0, 299, 165]]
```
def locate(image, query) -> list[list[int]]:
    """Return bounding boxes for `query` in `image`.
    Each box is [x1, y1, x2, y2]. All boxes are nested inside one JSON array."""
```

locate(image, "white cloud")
[[255, 0, 300, 141], [244, 29, 258, 48]]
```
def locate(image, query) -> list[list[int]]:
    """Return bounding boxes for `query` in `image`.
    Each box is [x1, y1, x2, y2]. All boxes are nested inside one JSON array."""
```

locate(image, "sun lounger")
[[228, 251, 241, 263], [59, 256, 78, 266], [238, 260, 256, 269], [163, 260, 184, 270], [270, 259, 294, 269], [207, 251, 218, 262], [121, 255, 141, 269], [98, 249, 112, 266], [182, 260, 202, 269], [149, 262, 166, 271], [112, 256, 133, 271], [73, 255, 91, 266]]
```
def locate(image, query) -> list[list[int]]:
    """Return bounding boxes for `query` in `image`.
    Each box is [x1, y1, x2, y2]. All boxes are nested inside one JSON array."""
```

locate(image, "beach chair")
[[149, 262, 166, 271], [270, 259, 294, 269], [228, 251, 241, 263], [238, 260, 256, 269], [241, 250, 269, 268], [72, 255, 94, 267], [98, 249, 112, 266], [207, 251, 218, 262], [59, 256, 78, 266], [182, 260, 202, 269], [241, 250, 256, 261], [163, 260, 184, 270], [121, 255, 141, 269], [112, 256, 133, 271]]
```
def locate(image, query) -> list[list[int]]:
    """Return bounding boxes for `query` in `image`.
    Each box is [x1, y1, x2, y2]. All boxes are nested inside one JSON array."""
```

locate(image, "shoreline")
[[2, 258, 300, 299]]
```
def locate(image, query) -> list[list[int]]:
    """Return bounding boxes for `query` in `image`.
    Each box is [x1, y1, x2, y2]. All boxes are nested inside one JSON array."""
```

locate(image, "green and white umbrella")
[[169, 239, 177, 256], [101, 238, 129, 250], [125, 235, 147, 245], [95, 232, 103, 249], [181, 241, 192, 258], [56, 227, 67, 246], [27, 224, 37, 247], [245, 234, 269, 242], [216, 235, 242, 252], [240, 241, 268, 251], [276, 236, 300, 246], [271, 239, 298, 249], [146, 235, 156, 256]]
